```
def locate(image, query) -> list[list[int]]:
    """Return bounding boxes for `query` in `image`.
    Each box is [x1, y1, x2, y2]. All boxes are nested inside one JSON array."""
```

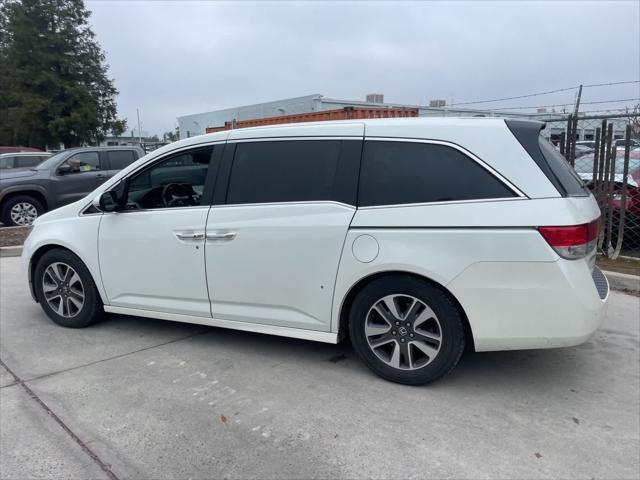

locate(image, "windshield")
[[34, 150, 69, 170]]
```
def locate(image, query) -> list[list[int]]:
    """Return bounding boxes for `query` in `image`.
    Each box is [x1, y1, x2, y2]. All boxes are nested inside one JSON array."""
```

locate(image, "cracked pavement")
[[1, 256, 639, 479]]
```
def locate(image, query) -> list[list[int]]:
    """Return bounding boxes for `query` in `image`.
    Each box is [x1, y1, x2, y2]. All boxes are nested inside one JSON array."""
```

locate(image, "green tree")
[[163, 127, 179, 142], [0, 0, 125, 148], [110, 118, 127, 138]]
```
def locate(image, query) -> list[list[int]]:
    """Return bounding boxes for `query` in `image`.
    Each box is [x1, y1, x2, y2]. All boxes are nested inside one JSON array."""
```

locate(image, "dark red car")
[[0, 146, 42, 155], [574, 149, 640, 221]]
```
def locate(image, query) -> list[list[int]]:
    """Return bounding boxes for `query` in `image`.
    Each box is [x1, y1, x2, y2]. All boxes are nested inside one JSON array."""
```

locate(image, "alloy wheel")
[[365, 294, 442, 370], [42, 262, 85, 318], [10, 202, 38, 225]]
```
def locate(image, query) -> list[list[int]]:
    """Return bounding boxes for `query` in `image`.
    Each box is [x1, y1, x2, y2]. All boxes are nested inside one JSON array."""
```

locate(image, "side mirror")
[[57, 164, 72, 175], [94, 191, 120, 212]]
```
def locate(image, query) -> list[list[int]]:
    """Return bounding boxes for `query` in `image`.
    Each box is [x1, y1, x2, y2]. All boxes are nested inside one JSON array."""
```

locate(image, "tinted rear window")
[[358, 141, 516, 207], [506, 119, 588, 197], [0, 156, 16, 169], [538, 136, 588, 196], [227, 140, 342, 204], [108, 150, 137, 170], [15, 155, 43, 168]]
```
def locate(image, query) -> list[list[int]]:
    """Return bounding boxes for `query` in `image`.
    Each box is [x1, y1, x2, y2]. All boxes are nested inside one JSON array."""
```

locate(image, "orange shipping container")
[[205, 106, 418, 133]]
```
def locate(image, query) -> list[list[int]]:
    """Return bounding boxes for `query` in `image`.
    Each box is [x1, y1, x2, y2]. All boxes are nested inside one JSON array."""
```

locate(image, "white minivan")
[[22, 118, 608, 385]]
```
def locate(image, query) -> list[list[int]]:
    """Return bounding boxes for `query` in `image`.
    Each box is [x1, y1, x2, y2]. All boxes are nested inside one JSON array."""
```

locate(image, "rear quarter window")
[[506, 119, 588, 197], [538, 136, 588, 196], [107, 150, 137, 170], [0, 156, 16, 169], [15, 155, 42, 168], [358, 141, 517, 207]]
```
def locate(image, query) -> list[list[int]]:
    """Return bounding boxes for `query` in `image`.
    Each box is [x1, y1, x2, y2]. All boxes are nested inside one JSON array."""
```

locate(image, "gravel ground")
[[0, 226, 31, 247], [597, 255, 640, 276]]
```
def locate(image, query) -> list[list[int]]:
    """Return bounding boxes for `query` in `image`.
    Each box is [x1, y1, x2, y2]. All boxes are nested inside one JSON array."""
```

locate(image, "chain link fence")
[[544, 113, 640, 259]]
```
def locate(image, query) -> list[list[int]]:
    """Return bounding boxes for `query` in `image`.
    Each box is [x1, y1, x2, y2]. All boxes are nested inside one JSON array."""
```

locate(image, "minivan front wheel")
[[1, 195, 44, 226], [349, 276, 466, 385], [34, 249, 104, 328]]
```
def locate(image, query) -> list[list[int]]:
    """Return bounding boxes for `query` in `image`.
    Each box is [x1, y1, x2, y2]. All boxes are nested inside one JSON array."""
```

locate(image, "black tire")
[[348, 275, 466, 385], [1, 194, 44, 226], [33, 248, 104, 328]]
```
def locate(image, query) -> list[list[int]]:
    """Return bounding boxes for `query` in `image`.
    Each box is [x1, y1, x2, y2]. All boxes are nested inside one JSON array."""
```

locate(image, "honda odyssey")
[[22, 118, 608, 385]]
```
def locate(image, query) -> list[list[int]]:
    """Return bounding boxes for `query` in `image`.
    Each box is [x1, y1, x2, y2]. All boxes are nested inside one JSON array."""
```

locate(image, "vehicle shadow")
[[99, 312, 613, 391]]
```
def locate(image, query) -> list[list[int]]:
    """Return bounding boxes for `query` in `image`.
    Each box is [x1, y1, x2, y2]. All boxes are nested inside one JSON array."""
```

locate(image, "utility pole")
[[573, 84, 583, 116], [137, 108, 142, 145]]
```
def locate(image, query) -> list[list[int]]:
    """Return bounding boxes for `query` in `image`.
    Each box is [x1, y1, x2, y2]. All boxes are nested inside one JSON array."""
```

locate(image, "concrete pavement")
[[1, 256, 639, 479]]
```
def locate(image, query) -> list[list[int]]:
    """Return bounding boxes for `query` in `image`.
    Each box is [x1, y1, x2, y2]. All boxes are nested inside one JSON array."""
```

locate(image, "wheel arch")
[[0, 187, 49, 211], [337, 270, 476, 351], [28, 243, 106, 304]]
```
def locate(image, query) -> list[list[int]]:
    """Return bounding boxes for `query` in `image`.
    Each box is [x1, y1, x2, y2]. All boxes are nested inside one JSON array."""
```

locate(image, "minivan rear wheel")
[[349, 276, 466, 385], [34, 248, 104, 328]]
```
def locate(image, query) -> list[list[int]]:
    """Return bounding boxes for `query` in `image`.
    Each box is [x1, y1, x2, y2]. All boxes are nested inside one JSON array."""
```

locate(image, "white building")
[[177, 93, 630, 143]]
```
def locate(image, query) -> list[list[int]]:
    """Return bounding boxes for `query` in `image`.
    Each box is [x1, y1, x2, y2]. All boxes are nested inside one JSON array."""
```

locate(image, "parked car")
[[574, 149, 640, 223], [615, 138, 640, 148], [574, 144, 594, 157], [0, 146, 144, 226], [0, 146, 42, 155], [576, 140, 596, 149], [22, 118, 607, 385], [0, 151, 51, 170], [553, 142, 593, 157]]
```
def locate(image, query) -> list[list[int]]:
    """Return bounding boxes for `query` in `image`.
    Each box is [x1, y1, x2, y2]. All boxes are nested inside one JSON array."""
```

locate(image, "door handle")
[[206, 231, 237, 241], [174, 231, 205, 241]]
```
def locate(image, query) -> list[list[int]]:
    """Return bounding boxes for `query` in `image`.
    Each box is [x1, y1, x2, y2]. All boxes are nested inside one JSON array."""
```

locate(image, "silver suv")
[[0, 146, 144, 226]]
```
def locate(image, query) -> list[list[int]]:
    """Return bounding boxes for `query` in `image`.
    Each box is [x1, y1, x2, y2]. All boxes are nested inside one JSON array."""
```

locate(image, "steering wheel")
[[161, 183, 197, 208]]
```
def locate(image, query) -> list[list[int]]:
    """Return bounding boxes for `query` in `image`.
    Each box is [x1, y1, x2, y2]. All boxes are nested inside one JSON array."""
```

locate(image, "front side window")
[[108, 150, 137, 170], [227, 140, 342, 204], [125, 147, 213, 209], [59, 152, 100, 174], [358, 141, 516, 207]]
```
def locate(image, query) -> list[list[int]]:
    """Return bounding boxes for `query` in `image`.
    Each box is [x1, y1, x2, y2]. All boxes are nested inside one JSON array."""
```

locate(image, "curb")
[[0, 246, 22, 258], [602, 270, 640, 294]]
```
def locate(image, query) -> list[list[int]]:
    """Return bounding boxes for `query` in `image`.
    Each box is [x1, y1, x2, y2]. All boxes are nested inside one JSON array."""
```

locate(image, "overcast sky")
[[87, 0, 640, 137]]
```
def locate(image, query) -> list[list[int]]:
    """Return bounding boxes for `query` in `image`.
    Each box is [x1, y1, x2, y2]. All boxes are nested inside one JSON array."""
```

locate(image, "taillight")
[[538, 218, 600, 260]]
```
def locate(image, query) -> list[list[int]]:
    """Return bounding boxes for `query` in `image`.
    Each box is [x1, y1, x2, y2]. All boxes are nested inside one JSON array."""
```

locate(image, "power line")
[[486, 98, 640, 111], [535, 107, 637, 117], [450, 86, 578, 106], [539, 110, 639, 121], [583, 80, 640, 88], [449, 80, 640, 107]]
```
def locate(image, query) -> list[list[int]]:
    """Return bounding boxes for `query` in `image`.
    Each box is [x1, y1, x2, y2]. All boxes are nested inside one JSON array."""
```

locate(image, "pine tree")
[[0, 0, 126, 149]]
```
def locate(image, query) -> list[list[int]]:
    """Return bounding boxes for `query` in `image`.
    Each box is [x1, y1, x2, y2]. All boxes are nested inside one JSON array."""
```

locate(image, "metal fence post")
[[596, 120, 608, 206], [570, 114, 578, 166], [612, 124, 632, 260], [592, 127, 601, 200], [599, 124, 614, 252], [565, 115, 573, 164], [604, 125, 616, 255]]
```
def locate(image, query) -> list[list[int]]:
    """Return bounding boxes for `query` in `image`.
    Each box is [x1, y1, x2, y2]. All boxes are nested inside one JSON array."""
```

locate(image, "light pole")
[[137, 108, 142, 145]]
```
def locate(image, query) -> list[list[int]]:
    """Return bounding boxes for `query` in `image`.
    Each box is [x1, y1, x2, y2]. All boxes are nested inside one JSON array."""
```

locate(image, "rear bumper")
[[448, 260, 609, 352]]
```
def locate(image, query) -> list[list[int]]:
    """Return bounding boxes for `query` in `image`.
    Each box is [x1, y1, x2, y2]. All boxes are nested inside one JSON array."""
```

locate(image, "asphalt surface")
[[1, 256, 639, 480]]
